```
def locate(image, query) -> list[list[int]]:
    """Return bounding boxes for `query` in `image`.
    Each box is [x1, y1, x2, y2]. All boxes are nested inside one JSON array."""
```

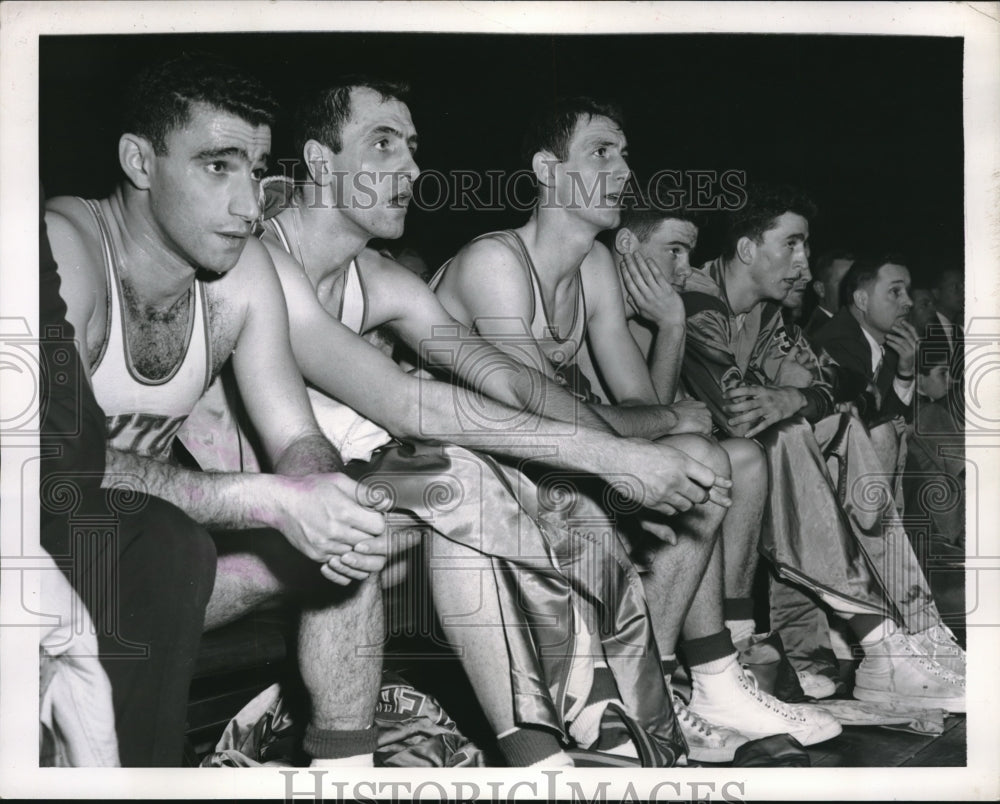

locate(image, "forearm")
[[586, 403, 679, 440], [647, 323, 686, 405], [429, 339, 617, 435], [480, 358, 617, 435], [104, 448, 284, 531], [410, 377, 642, 475]]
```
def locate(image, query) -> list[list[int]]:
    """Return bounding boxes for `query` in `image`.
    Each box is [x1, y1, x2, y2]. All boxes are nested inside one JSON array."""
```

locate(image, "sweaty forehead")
[[171, 103, 271, 159]]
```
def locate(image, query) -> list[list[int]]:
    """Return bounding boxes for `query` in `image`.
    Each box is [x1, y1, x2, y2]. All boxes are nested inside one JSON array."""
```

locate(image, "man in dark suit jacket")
[[811, 255, 919, 429], [803, 250, 854, 344]]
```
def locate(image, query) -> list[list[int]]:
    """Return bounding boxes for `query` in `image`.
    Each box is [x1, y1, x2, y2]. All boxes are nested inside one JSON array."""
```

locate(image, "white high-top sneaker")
[[853, 629, 965, 712], [687, 659, 842, 746], [909, 624, 966, 677], [671, 694, 749, 763]]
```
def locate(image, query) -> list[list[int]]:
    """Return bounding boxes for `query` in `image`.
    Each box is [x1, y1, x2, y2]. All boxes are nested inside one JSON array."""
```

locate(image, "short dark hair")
[[293, 77, 411, 157], [121, 53, 278, 155], [839, 253, 908, 309], [619, 200, 702, 243], [520, 96, 625, 165], [813, 249, 855, 283], [722, 183, 817, 261]]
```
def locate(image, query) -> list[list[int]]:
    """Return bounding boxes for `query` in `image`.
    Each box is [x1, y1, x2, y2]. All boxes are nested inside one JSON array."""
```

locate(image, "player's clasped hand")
[[774, 344, 816, 389], [273, 472, 389, 585], [665, 399, 714, 435], [640, 441, 733, 516], [724, 384, 805, 438]]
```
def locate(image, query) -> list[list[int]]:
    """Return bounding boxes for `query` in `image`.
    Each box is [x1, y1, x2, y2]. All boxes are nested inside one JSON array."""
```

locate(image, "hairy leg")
[[207, 529, 383, 733], [641, 434, 731, 652], [301, 574, 383, 731]]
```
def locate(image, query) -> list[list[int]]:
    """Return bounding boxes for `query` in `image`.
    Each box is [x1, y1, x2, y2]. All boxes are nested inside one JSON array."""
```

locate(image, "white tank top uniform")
[[264, 216, 393, 464], [177, 211, 392, 471], [82, 198, 211, 462]]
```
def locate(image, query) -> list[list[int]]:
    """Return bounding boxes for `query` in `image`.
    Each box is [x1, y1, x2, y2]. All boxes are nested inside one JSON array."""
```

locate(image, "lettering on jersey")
[[771, 325, 795, 355], [106, 412, 187, 460]]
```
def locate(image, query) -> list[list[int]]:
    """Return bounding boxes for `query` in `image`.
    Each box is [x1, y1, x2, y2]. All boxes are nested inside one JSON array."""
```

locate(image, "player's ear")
[[302, 139, 334, 186], [531, 150, 558, 188], [811, 279, 825, 300], [119, 133, 154, 191], [736, 236, 756, 265], [853, 288, 869, 312], [615, 227, 637, 256]]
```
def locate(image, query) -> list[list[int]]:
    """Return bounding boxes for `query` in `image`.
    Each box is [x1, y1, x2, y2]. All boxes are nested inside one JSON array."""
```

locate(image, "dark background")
[[40, 33, 964, 284]]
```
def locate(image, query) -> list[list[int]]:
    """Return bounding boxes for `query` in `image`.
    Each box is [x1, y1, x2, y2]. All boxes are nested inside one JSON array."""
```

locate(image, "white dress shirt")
[[861, 325, 914, 406]]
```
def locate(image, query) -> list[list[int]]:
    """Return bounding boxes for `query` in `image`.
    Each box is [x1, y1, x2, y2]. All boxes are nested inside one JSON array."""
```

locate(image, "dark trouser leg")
[[71, 496, 217, 767], [768, 573, 839, 679]]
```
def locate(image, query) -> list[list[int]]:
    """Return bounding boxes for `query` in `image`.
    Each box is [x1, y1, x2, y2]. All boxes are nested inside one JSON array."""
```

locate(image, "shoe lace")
[[925, 627, 966, 661], [895, 634, 965, 684], [672, 695, 714, 737], [739, 667, 806, 721]]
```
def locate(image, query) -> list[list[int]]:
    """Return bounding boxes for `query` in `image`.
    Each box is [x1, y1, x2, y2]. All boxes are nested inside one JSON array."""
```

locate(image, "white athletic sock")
[[568, 659, 615, 748], [726, 619, 756, 647], [690, 651, 739, 677]]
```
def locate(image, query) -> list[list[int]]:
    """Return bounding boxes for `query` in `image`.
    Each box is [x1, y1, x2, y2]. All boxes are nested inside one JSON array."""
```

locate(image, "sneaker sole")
[[853, 686, 965, 713], [685, 744, 743, 763], [739, 718, 843, 747], [690, 709, 843, 747]]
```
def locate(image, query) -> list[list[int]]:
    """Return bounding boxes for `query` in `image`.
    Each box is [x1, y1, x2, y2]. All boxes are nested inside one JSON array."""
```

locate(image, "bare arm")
[[618, 251, 687, 404], [580, 246, 687, 438], [363, 255, 616, 435], [46, 212, 386, 583], [270, 245, 728, 515], [436, 239, 680, 440], [44, 204, 103, 375]]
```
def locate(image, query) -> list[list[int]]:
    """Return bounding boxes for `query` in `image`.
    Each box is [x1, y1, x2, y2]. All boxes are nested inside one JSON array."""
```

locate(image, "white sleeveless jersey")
[[82, 198, 211, 461], [266, 216, 392, 464], [178, 216, 391, 471]]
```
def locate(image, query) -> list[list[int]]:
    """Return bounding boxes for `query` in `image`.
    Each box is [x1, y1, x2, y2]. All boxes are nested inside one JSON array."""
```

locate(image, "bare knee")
[[663, 433, 732, 479]]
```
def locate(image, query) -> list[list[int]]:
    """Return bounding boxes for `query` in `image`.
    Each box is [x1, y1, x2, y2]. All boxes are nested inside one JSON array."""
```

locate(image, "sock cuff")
[[303, 724, 377, 760], [682, 628, 737, 668], [497, 727, 563, 767], [723, 597, 755, 621], [660, 656, 679, 678]]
